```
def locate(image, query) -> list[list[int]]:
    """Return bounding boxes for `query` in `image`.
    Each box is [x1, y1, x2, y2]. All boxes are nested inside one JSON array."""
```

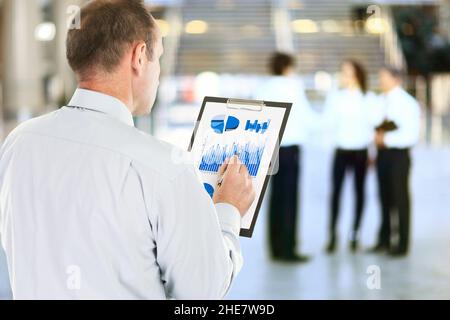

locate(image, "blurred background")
[[1, 0, 450, 299]]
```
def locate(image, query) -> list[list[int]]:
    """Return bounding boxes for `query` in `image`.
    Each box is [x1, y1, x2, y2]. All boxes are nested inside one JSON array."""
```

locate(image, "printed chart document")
[[189, 97, 292, 237]]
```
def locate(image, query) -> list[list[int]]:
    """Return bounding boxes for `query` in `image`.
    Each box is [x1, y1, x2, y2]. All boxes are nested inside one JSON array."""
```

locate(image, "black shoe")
[[388, 248, 408, 257], [349, 231, 360, 253], [326, 235, 337, 254], [367, 243, 389, 253], [349, 239, 359, 252], [278, 254, 311, 263]]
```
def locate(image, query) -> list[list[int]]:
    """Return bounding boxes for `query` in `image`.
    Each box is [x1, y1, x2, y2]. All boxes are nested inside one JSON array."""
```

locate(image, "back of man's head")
[[382, 65, 404, 80], [66, 0, 157, 78], [379, 65, 404, 93], [269, 52, 295, 76]]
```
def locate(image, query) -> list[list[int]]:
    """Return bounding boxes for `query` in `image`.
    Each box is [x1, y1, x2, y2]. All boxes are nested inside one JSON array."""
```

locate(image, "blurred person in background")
[[323, 59, 380, 253], [370, 66, 421, 257], [254, 52, 314, 263]]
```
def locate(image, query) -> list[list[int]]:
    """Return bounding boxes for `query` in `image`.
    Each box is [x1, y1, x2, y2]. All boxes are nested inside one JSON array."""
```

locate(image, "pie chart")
[[211, 115, 240, 134], [203, 183, 215, 198]]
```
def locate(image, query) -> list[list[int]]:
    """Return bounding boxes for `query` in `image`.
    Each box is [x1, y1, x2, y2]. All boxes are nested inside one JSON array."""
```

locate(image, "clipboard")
[[188, 96, 292, 238], [376, 120, 398, 132]]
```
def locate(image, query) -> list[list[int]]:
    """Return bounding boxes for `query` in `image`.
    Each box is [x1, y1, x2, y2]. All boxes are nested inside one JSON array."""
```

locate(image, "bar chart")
[[199, 141, 266, 177], [245, 119, 270, 134]]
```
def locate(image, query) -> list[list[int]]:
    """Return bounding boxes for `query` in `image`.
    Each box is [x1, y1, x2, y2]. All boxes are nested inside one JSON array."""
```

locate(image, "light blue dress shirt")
[[0, 88, 243, 300]]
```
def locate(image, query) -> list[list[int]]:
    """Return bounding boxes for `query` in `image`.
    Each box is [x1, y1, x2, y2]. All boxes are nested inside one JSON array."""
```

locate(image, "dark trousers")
[[269, 145, 301, 258], [329, 148, 368, 237], [376, 148, 411, 252]]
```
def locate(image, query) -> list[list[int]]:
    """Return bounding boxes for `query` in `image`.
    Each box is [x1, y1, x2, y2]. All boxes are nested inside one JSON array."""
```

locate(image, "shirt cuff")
[[214, 203, 241, 236]]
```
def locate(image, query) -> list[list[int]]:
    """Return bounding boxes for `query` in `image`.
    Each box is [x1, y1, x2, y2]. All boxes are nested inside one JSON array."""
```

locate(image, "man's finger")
[[227, 155, 242, 173], [240, 163, 250, 177]]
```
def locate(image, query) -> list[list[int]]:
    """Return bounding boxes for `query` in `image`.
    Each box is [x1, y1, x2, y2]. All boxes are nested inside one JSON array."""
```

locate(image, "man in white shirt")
[[254, 52, 313, 263], [371, 66, 421, 256], [0, 0, 255, 299]]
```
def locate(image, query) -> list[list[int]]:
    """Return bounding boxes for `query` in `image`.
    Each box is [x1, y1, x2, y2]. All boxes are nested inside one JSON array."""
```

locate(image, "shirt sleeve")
[[366, 92, 385, 128], [297, 84, 318, 132], [322, 91, 339, 132], [384, 98, 421, 148], [151, 165, 243, 300]]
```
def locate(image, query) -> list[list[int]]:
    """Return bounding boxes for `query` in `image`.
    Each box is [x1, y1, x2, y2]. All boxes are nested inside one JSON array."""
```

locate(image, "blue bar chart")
[[199, 141, 266, 177], [245, 120, 270, 134]]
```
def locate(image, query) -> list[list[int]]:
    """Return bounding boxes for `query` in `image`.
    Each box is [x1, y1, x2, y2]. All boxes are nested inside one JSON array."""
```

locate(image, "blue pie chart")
[[211, 115, 240, 134], [204, 183, 215, 198]]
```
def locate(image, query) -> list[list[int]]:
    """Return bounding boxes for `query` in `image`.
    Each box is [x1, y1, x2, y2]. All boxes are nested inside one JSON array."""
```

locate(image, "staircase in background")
[[175, 0, 275, 74], [172, 0, 401, 90], [290, 0, 385, 76]]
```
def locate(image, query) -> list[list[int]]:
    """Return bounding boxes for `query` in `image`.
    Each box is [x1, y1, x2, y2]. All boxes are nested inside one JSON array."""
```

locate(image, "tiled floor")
[[227, 144, 450, 299], [1, 145, 449, 299]]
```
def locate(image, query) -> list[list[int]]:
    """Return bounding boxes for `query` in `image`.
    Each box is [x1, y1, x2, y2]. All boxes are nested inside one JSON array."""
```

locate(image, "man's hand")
[[213, 156, 256, 217], [367, 157, 376, 168], [375, 130, 385, 149]]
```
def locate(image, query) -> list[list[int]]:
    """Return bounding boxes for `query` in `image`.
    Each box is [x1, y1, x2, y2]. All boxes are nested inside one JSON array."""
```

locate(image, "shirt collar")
[[384, 86, 402, 99], [67, 88, 135, 127]]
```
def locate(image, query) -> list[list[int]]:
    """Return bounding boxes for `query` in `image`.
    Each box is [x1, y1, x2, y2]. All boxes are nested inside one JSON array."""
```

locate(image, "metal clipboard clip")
[[226, 98, 265, 112]]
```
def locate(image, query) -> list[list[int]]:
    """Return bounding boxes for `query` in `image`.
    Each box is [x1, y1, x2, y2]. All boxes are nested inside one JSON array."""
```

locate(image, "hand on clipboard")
[[213, 156, 256, 217], [376, 120, 398, 132], [189, 97, 292, 237], [375, 120, 398, 149]]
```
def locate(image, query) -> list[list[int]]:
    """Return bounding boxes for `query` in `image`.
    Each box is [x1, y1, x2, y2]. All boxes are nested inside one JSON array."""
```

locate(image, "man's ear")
[[131, 42, 148, 76]]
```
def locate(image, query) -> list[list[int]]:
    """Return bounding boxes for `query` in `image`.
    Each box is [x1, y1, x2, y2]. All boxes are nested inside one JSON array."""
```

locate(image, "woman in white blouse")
[[324, 59, 380, 253]]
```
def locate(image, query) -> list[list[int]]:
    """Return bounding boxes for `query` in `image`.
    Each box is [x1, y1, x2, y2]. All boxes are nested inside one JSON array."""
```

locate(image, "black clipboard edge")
[[188, 96, 293, 238]]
